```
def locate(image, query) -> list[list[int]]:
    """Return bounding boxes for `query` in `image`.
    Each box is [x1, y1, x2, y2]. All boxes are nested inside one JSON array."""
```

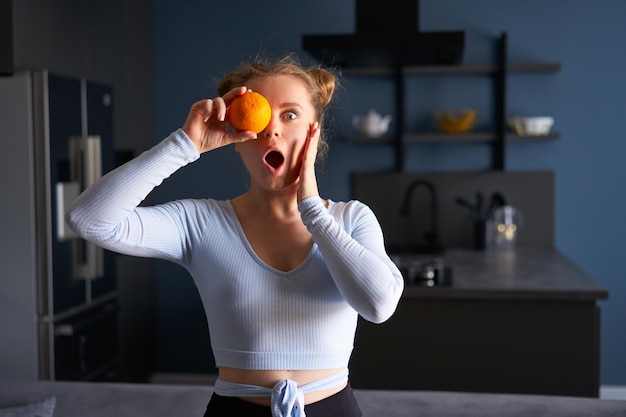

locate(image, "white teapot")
[[352, 109, 392, 137]]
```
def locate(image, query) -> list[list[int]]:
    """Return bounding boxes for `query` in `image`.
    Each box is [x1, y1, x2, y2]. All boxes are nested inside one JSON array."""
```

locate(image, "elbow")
[[364, 311, 391, 325], [64, 205, 83, 237], [64, 208, 78, 235], [64, 202, 101, 241], [361, 283, 404, 324], [364, 304, 399, 325]]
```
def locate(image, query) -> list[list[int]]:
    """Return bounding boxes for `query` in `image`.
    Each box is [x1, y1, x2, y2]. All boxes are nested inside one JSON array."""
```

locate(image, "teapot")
[[352, 109, 392, 137]]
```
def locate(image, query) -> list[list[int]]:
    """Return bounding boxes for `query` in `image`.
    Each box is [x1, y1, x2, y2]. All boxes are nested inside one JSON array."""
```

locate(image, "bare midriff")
[[218, 367, 348, 406]]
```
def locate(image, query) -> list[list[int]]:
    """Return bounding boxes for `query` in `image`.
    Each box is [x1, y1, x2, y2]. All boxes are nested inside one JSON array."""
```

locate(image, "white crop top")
[[66, 129, 404, 370]]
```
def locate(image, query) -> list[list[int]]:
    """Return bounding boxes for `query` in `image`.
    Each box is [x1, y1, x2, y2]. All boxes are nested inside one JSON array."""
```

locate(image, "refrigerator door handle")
[[70, 136, 102, 191], [68, 136, 104, 280], [56, 181, 80, 240]]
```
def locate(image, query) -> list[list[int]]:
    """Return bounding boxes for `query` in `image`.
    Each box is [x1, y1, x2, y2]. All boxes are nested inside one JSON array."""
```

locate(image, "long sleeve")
[[65, 129, 200, 262], [299, 195, 404, 324]]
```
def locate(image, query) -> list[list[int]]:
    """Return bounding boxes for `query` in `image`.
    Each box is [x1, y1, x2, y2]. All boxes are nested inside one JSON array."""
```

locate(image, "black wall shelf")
[[344, 62, 561, 77], [322, 33, 561, 171], [347, 132, 560, 144]]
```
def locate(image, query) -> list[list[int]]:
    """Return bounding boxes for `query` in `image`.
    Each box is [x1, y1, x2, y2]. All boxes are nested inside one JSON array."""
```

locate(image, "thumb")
[[228, 130, 258, 143]]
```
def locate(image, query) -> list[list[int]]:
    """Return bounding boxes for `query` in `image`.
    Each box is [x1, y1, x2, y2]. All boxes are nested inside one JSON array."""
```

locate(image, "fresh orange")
[[227, 91, 272, 134]]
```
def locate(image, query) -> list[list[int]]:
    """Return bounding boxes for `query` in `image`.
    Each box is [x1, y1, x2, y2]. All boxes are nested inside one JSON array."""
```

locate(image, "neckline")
[[224, 200, 320, 275]]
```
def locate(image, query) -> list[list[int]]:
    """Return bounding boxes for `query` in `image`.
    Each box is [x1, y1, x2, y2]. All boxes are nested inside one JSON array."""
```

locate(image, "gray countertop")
[[397, 246, 609, 301]]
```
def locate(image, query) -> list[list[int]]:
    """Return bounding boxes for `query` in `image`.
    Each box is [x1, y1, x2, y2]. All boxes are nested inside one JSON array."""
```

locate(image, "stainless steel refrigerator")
[[0, 70, 118, 381]]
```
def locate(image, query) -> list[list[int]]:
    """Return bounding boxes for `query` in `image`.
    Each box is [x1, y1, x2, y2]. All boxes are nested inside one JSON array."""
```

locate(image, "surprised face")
[[234, 75, 317, 192]]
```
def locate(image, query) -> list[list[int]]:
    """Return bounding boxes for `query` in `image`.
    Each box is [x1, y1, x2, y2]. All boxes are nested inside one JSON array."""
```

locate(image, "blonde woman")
[[67, 54, 404, 417]]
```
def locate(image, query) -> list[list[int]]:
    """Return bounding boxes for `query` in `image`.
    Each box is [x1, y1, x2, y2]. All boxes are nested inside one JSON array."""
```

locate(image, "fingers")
[[310, 121, 320, 141], [182, 87, 257, 153], [305, 122, 321, 165], [187, 99, 216, 123], [193, 86, 248, 122], [297, 122, 321, 201], [212, 97, 226, 122], [230, 131, 257, 143], [222, 86, 248, 104]]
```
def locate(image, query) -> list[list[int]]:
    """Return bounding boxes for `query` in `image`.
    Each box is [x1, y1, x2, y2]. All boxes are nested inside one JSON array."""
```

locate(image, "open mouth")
[[264, 150, 284, 170]]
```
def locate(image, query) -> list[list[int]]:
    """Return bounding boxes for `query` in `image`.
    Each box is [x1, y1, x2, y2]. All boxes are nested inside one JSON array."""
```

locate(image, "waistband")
[[213, 368, 349, 417]]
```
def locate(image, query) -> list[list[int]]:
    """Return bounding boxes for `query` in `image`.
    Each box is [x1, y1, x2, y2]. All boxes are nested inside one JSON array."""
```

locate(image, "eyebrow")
[[280, 102, 304, 110]]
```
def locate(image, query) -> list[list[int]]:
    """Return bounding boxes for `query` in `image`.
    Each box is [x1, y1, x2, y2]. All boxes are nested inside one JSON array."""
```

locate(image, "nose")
[[263, 130, 278, 139], [262, 117, 279, 140]]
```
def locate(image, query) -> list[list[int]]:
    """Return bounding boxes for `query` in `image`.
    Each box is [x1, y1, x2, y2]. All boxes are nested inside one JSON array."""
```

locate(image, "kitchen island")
[[349, 246, 608, 397]]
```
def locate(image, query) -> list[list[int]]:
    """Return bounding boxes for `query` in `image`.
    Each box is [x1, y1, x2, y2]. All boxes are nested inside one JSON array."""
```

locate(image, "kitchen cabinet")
[[316, 33, 561, 171], [348, 247, 608, 397]]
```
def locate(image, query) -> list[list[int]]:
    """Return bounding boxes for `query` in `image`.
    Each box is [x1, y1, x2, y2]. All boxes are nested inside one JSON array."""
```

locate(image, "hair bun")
[[309, 68, 336, 108]]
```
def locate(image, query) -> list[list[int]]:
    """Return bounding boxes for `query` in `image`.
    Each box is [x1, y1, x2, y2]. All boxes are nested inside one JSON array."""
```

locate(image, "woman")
[[66, 54, 404, 417]]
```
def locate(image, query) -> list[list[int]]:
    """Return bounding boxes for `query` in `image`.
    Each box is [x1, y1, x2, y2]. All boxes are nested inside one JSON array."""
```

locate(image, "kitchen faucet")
[[399, 179, 440, 251]]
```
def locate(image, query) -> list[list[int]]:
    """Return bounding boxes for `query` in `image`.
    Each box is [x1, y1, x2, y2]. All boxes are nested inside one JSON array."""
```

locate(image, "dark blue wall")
[[150, 0, 626, 384]]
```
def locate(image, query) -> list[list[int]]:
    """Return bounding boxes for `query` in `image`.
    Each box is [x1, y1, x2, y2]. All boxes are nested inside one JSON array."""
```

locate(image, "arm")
[[296, 120, 402, 323], [65, 130, 201, 262], [66, 88, 257, 261], [299, 196, 404, 324]]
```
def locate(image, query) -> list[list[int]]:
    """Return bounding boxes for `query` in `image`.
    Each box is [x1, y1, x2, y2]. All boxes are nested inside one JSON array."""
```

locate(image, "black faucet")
[[399, 179, 440, 251]]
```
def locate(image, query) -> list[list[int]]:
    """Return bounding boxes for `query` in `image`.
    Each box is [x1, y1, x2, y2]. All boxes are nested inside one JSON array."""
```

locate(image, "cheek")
[[234, 142, 259, 169], [235, 140, 256, 156], [287, 138, 307, 162]]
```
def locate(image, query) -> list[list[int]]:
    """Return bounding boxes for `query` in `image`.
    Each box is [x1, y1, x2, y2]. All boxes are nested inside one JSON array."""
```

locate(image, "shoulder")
[[327, 199, 379, 224], [328, 198, 373, 214], [160, 198, 234, 222]]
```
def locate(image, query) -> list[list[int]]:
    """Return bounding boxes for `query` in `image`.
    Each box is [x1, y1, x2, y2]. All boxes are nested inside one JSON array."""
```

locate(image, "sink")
[[389, 251, 453, 287]]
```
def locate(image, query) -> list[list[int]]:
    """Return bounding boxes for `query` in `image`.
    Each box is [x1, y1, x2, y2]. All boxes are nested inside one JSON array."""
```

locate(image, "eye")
[[282, 110, 298, 121]]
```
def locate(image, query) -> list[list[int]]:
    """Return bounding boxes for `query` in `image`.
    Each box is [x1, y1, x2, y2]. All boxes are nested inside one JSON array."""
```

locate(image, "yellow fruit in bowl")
[[434, 109, 477, 134]]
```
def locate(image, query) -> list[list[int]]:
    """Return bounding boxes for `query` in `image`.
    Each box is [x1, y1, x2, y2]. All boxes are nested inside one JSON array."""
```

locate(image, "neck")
[[235, 184, 300, 218]]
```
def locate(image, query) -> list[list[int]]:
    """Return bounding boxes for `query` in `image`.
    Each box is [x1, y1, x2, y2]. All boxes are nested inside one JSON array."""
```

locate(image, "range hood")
[[302, 0, 465, 67]]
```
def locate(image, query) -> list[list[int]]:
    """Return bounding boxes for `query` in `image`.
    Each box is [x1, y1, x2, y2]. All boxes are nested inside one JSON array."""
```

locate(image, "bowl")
[[433, 109, 477, 134], [509, 116, 554, 136]]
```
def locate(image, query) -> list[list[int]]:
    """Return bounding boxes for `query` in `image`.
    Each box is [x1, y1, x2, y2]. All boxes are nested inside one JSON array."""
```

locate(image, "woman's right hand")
[[182, 86, 257, 154]]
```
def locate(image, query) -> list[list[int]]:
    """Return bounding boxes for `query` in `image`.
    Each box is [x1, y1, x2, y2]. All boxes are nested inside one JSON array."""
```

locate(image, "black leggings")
[[203, 383, 362, 417]]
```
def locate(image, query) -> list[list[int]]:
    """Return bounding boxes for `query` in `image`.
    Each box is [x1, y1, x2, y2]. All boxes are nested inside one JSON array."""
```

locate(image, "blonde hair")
[[217, 54, 338, 159]]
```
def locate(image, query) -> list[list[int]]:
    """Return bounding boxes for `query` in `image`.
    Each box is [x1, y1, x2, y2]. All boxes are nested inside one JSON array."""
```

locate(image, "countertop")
[[396, 246, 609, 301]]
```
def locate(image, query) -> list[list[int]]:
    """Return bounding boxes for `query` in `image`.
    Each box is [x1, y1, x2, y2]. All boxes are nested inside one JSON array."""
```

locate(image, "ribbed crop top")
[[66, 129, 404, 370]]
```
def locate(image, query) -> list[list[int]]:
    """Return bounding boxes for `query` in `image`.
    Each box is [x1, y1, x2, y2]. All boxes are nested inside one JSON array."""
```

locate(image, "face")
[[234, 75, 317, 192]]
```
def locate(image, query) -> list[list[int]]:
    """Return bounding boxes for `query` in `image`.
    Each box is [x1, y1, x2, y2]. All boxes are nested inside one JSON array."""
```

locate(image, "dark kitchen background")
[[1, 0, 624, 390]]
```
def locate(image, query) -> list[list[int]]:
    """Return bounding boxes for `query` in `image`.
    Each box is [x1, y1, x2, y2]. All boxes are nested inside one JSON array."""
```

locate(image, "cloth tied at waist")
[[213, 368, 349, 417]]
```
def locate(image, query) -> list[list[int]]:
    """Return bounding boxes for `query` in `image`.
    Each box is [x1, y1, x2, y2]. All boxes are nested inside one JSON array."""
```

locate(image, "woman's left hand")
[[297, 122, 321, 203]]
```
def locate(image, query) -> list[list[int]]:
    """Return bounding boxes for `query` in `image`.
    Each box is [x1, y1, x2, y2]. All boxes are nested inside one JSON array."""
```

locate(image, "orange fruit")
[[227, 91, 272, 134]]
